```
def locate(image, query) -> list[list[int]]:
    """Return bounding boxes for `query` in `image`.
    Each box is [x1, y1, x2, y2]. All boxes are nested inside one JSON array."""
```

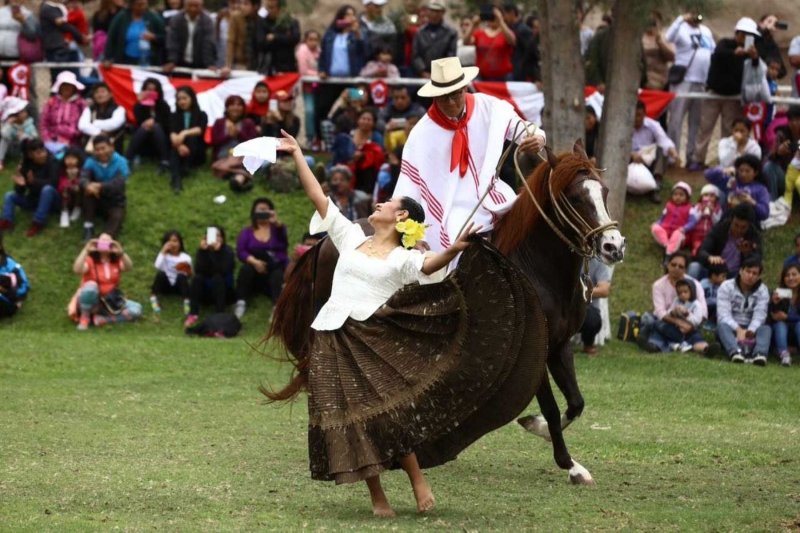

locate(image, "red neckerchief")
[[427, 93, 475, 177]]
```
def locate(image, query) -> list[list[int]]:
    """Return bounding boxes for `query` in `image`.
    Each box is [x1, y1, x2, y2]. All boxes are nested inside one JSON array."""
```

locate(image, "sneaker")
[[69, 206, 82, 222], [25, 222, 44, 237], [668, 342, 681, 352], [93, 314, 110, 327], [730, 351, 745, 363], [0, 219, 14, 232], [82, 225, 94, 242], [182, 299, 191, 316], [183, 314, 199, 328], [59, 210, 70, 228], [77, 314, 90, 331], [149, 295, 161, 314], [679, 341, 693, 353], [752, 354, 767, 367], [780, 352, 792, 367], [234, 299, 246, 319]]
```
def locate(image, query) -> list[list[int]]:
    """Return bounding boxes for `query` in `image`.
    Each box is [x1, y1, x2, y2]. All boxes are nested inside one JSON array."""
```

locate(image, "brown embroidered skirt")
[[307, 239, 548, 484]]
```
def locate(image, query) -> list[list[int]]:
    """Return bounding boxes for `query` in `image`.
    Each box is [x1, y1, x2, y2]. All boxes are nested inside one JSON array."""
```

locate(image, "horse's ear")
[[573, 138, 588, 159], [544, 145, 558, 169]]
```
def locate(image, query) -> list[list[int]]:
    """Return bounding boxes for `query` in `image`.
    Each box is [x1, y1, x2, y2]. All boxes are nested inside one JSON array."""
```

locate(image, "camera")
[[479, 4, 494, 21], [776, 288, 793, 300], [347, 87, 365, 100], [775, 21, 789, 31]]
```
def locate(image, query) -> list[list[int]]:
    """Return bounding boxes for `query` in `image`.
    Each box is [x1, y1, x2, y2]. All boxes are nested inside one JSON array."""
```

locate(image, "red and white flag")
[[100, 66, 300, 124]]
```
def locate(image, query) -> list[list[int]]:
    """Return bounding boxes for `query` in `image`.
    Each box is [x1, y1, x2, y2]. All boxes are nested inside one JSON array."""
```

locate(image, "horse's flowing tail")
[[258, 244, 319, 402]]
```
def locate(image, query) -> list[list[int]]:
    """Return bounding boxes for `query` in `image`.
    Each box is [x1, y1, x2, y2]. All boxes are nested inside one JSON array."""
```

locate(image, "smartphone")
[[744, 35, 754, 49], [776, 288, 793, 299], [775, 21, 788, 31], [347, 87, 364, 100], [97, 240, 111, 252], [206, 227, 218, 245], [268, 99, 279, 112]]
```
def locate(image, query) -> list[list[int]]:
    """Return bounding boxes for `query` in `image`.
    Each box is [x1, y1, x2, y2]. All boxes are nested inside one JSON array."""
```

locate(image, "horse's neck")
[[518, 223, 584, 298]]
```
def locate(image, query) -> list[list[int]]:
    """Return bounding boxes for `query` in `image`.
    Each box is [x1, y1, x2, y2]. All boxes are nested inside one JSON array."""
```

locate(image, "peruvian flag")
[[472, 81, 675, 123], [99, 66, 300, 124]]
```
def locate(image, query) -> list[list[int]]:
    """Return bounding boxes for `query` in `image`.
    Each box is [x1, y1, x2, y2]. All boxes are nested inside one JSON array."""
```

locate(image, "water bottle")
[[139, 35, 151, 67]]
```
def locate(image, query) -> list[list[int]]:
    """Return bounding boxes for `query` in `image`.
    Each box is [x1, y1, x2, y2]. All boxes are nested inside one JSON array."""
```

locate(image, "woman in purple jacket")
[[233, 197, 288, 319], [704, 153, 770, 222]]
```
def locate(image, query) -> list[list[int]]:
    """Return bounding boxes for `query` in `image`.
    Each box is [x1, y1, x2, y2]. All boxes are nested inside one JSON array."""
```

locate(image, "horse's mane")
[[494, 152, 595, 255]]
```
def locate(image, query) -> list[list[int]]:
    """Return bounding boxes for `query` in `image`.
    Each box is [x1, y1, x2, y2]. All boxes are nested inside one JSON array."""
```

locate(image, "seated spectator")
[[318, 5, 367, 78], [102, 0, 165, 66], [379, 85, 426, 154], [762, 105, 800, 200], [770, 263, 800, 367], [260, 90, 300, 138], [295, 29, 321, 148], [628, 100, 679, 202], [648, 279, 710, 354], [704, 154, 770, 222], [163, 0, 217, 72], [245, 81, 270, 127], [69, 233, 142, 330], [210, 95, 258, 187], [80, 134, 130, 240], [716, 257, 771, 364], [168, 86, 208, 192], [456, 15, 476, 67], [784, 148, 800, 209], [257, 0, 299, 75], [321, 85, 371, 150], [685, 184, 722, 257], [411, 1, 457, 78], [284, 231, 323, 281], [650, 181, 695, 255], [577, 257, 612, 355], [0, 139, 60, 237], [380, 112, 423, 199], [185, 225, 236, 328], [150, 229, 192, 318], [701, 262, 728, 326], [690, 203, 762, 280], [717, 118, 761, 170], [327, 165, 370, 221], [0, 98, 37, 172], [784, 233, 800, 268], [126, 78, 171, 169], [222, 0, 261, 74], [233, 197, 288, 319], [79, 82, 127, 153], [57, 148, 84, 228], [349, 108, 385, 195], [638, 251, 707, 352], [0, 234, 29, 318], [40, 72, 87, 155], [359, 45, 400, 78], [463, 5, 515, 81], [584, 106, 599, 162]]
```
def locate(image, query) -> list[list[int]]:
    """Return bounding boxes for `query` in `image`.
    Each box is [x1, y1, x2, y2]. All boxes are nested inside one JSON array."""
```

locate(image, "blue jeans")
[[717, 322, 772, 356], [2, 186, 60, 225], [649, 320, 705, 352], [771, 321, 800, 353]]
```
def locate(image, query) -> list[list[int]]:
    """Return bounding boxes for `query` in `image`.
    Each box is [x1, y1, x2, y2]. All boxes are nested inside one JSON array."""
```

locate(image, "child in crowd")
[[685, 184, 722, 256], [58, 149, 84, 228], [650, 181, 696, 255], [704, 154, 771, 222], [717, 118, 761, 170], [0, 98, 37, 172], [150, 230, 193, 318], [785, 233, 800, 268], [0, 235, 30, 318], [65, 0, 89, 52], [651, 279, 709, 353], [295, 29, 320, 149], [246, 81, 270, 127], [764, 58, 781, 130], [701, 262, 727, 327], [769, 263, 800, 367], [359, 46, 400, 78]]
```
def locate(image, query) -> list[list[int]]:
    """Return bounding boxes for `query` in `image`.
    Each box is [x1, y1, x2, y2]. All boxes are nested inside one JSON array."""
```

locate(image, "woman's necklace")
[[365, 237, 396, 258]]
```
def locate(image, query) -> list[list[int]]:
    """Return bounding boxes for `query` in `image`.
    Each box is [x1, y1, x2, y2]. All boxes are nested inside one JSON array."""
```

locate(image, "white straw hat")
[[734, 17, 761, 36], [51, 71, 85, 93], [417, 57, 479, 98]]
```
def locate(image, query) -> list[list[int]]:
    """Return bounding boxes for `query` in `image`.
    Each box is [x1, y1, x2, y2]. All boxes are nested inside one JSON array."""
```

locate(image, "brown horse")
[[267, 141, 626, 483]]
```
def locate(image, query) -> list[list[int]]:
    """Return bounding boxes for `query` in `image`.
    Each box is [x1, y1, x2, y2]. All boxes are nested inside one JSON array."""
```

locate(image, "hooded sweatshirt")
[[40, 94, 87, 145]]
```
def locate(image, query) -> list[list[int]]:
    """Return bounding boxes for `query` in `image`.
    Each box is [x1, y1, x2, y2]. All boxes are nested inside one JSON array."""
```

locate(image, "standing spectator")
[[704, 154, 770, 222], [577, 257, 612, 355], [78, 82, 127, 153], [126, 78, 171, 169], [641, 12, 674, 90], [665, 11, 714, 169], [319, 5, 367, 78], [584, 106, 599, 161], [584, 15, 612, 90], [160, 0, 182, 22], [0, 0, 36, 63], [90, 0, 124, 60], [690, 203, 762, 281], [763, 106, 800, 201], [213, 0, 232, 70], [164, 0, 217, 72], [501, 2, 538, 82], [627, 100, 678, 201], [380, 84, 425, 154], [716, 257, 770, 364], [40, 71, 87, 155], [0, 139, 60, 236], [168, 86, 207, 192], [102, 0, 165, 66], [717, 118, 761, 170], [295, 29, 320, 148], [456, 15, 475, 67], [360, 0, 397, 59], [755, 14, 786, 79], [389, 0, 424, 76], [410, 1, 457, 78], [64, 0, 88, 57], [0, 97, 36, 172], [690, 18, 762, 170], [463, 5, 515, 81], [223, 0, 261, 73], [258, 0, 299, 75], [185, 225, 236, 328], [150, 229, 192, 318], [790, 33, 800, 96], [233, 197, 288, 319], [39, 0, 86, 74], [80, 134, 130, 240], [359, 45, 400, 78], [0, 234, 29, 318]]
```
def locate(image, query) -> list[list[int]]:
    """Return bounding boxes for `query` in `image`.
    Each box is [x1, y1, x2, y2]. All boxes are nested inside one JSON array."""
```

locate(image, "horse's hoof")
[[568, 461, 595, 485], [517, 415, 552, 441]]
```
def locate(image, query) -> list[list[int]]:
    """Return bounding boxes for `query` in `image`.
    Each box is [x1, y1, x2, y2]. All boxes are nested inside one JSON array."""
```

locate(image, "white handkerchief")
[[232, 137, 279, 175]]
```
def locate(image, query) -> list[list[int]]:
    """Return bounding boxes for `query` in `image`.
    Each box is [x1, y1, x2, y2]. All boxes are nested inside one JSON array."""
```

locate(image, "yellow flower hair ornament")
[[395, 219, 428, 249]]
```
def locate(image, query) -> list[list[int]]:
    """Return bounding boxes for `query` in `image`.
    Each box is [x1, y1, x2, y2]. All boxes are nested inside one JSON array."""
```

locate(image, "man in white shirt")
[[628, 100, 679, 199], [665, 12, 715, 170]]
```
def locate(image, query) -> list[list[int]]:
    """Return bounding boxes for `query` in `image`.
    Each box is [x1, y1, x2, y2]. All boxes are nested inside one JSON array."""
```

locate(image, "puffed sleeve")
[[400, 250, 447, 286], [309, 197, 364, 252]]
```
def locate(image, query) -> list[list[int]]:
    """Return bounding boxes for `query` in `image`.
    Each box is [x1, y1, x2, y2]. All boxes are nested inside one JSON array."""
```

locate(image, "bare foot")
[[372, 500, 396, 518], [412, 478, 436, 513], [366, 476, 395, 518]]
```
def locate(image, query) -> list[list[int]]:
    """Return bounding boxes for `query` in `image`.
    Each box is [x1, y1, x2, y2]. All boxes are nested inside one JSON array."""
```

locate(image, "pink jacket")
[[40, 95, 87, 145], [654, 201, 695, 235], [295, 43, 319, 77]]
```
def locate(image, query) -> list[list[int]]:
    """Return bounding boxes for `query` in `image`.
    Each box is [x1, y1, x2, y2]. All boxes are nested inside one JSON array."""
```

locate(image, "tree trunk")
[[540, 0, 585, 153], [596, 1, 645, 225]]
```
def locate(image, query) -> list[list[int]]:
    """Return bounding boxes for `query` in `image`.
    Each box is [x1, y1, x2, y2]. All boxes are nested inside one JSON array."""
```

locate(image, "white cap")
[[734, 17, 761, 37], [363, 0, 387, 5]]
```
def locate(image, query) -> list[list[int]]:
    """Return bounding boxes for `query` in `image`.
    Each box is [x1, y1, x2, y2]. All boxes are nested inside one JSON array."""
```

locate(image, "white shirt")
[[664, 16, 715, 85], [309, 199, 444, 331], [790, 36, 800, 97], [717, 136, 762, 168], [184, 16, 197, 64], [154, 251, 192, 285], [78, 105, 127, 137]]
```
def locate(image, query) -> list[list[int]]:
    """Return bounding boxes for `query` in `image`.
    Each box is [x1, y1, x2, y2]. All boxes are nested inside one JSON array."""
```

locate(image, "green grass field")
[[2, 164, 799, 531]]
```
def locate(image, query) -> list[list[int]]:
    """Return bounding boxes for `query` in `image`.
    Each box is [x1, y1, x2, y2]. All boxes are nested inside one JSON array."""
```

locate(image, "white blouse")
[[154, 251, 193, 285], [310, 199, 445, 331]]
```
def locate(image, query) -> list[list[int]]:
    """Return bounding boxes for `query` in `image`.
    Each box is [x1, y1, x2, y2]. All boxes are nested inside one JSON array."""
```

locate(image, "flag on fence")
[[472, 81, 676, 123], [99, 66, 300, 124]]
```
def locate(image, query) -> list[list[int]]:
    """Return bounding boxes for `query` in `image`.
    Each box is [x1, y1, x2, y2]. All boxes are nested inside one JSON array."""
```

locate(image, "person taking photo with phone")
[[769, 263, 800, 367], [184, 225, 236, 328]]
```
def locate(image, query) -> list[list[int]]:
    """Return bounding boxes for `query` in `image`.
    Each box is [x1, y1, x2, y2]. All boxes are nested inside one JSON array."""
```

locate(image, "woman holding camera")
[[770, 263, 800, 367], [233, 197, 288, 319], [69, 232, 142, 331], [463, 6, 515, 81], [185, 225, 236, 328]]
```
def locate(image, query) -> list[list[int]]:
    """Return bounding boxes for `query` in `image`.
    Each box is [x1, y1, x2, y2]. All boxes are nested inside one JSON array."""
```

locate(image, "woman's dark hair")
[[93, 134, 113, 147], [61, 147, 84, 168], [372, 45, 393, 61], [730, 202, 756, 224], [208, 225, 226, 245], [734, 153, 762, 175], [304, 29, 320, 40], [21, 138, 45, 156], [250, 197, 275, 227], [663, 250, 689, 274], [330, 4, 354, 31], [175, 86, 201, 114], [358, 107, 378, 125], [707, 262, 728, 276], [91, 82, 110, 94], [142, 77, 165, 102], [779, 263, 800, 305], [161, 230, 185, 253], [787, 105, 800, 120], [224, 95, 246, 119], [731, 118, 751, 131], [400, 197, 425, 224], [585, 105, 597, 117], [674, 278, 696, 301], [740, 256, 763, 273]]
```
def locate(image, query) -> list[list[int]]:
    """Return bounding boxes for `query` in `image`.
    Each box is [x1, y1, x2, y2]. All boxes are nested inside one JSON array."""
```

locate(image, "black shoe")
[[704, 342, 722, 358], [82, 226, 94, 242]]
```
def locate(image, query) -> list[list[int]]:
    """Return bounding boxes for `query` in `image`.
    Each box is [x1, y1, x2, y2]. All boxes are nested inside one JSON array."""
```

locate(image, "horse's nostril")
[[602, 242, 617, 253]]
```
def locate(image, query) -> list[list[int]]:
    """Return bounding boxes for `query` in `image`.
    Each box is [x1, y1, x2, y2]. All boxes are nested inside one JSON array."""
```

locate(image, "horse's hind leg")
[[528, 375, 594, 485]]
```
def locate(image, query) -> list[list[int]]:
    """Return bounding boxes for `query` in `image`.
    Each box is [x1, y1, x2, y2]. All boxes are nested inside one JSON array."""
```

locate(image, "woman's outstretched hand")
[[277, 129, 301, 156]]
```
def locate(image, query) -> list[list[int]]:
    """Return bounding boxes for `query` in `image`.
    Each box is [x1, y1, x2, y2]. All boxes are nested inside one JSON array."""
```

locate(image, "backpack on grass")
[[617, 311, 640, 342]]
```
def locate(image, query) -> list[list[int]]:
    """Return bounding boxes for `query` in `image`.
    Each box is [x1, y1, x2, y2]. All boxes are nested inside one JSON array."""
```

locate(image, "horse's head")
[[542, 141, 626, 264]]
